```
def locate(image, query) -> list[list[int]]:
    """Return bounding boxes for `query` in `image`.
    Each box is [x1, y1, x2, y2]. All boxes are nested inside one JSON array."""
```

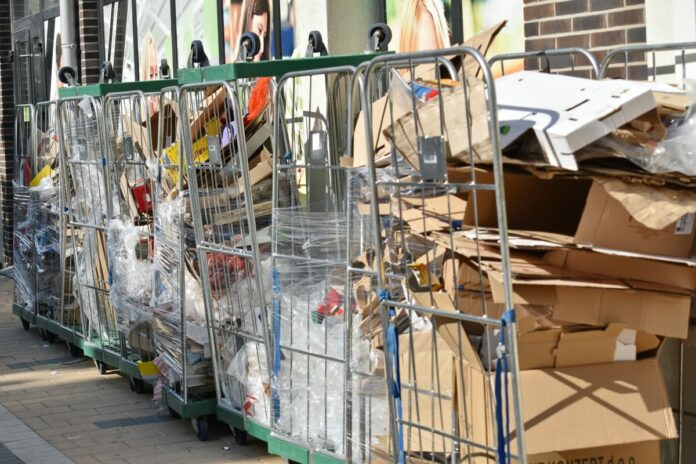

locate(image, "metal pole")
[[273, 0, 282, 59], [59, 0, 79, 73]]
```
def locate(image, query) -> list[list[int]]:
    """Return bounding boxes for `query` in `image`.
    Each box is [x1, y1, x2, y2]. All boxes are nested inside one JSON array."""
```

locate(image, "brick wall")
[[524, 0, 648, 79], [79, 0, 101, 84], [0, 1, 15, 265]]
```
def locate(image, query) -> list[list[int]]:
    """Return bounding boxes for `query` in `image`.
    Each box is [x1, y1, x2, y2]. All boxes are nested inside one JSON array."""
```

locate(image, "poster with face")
[[386, 0, 523, 71]]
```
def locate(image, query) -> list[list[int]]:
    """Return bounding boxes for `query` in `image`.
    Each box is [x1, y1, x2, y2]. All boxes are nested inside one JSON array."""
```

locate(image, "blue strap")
[[495, 309, 516, 464], [386, 322, 404, 464], [271, 268, 281, 421], [380, 289, 404, 463]]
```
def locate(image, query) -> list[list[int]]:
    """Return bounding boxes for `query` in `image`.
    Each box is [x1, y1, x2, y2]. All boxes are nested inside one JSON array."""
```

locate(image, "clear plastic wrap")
[[13, 180, 36, 312], [153, 195, 213, 390], [270, 168, 389, 459], [597, 79, 696, 175], [106, 218, 153, 331]]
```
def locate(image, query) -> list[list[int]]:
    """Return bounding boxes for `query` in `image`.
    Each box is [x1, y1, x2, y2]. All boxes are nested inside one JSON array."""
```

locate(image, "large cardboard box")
[[487, 269, 691, 339], [464, 170, 696, 258], [395, 323, 677, 462], [496, 71, 658, 170]]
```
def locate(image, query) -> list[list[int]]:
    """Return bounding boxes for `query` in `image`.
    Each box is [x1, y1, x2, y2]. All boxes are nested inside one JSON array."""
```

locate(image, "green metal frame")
[[58, 79, 178, 99], [177, 52, 390, 84], [164, 387, 217, 419]]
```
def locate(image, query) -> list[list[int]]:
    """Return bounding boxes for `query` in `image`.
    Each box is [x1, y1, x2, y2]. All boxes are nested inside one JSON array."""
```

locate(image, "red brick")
[[556, 0, 589, 15], [573, 13, 606, 31], [524, 2, 555, 21], [557, 33, 590, 48], [590, 0, 624, 10], [627, 26, 646, 43], [525, 37, 556, 52], [591, 29, 626, 47], [540, 18, 572, 35], [525, 21, 540, 37], [608, 8, 644, 26]]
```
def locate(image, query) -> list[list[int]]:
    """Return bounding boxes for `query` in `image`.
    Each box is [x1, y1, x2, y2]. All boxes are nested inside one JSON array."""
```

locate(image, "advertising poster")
[[386, 0, 523, 72]]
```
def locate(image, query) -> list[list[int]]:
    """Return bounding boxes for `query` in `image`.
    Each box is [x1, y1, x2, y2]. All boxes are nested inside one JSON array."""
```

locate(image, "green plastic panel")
[[102, 350, 121, 369], [119, 359, 140, 378], [58, 79, 178, 99], [177, 52, 390, 84], [312, 452, 346, 464], [267, 435, 309, 464], [165, 388, 217, 419]]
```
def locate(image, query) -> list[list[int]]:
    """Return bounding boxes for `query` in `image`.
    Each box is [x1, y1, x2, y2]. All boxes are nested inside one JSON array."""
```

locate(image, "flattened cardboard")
[[386, 78, 492, 169], [528, 440, 660, 464], [497, 72, 657, 170], [514, 359, 677, 456], [575, 180, 696, 258], [554, 324, 633, 367], [544, 248, 696, 290], [487, 270, 691, 338], [392, 325, 676, 460]]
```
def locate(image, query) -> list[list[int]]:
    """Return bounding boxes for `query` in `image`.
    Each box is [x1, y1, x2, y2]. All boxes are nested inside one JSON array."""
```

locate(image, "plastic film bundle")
[[269, 65, 391, 462]]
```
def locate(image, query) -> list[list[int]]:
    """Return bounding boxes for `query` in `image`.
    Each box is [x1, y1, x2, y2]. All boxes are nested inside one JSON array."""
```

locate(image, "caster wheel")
[[309, 31, 325, 55], [58, 66, 76, 85], [368, 22, 392, 51], [168, 407, 180, 419], [21, 319, 30, 331], [191, 416, 209, 442], [94, 360, 108, 375], [45, 331, 56, 343], [232, 427, 248, 445], [239, 32, 261, 60], [68, 343, 82, 358], [39, 328, 47, 341], [129, 377, 145, 394]]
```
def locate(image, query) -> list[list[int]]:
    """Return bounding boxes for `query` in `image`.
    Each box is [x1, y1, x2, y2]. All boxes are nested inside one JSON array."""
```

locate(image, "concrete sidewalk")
[[0, 276, 282, 464]]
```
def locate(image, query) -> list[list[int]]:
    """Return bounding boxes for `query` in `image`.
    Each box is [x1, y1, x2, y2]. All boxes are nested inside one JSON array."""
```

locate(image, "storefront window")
[[176, 0, 220, 68], [13, 0, 41, 20], [135, 0, 173, 80]]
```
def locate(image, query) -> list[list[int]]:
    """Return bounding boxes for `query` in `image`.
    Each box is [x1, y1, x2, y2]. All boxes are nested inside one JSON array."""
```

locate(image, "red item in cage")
[[244, 77, 271, 127], [130, 179, 153, 214], [207, 253, 251, 290]]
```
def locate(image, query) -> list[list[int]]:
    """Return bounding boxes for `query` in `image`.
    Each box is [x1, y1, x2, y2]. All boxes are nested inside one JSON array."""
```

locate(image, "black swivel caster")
[[191, 416, 209, 442]]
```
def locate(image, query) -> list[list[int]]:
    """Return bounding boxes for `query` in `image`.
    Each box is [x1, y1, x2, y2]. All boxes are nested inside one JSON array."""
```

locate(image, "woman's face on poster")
[[248, 11, 268, 61]]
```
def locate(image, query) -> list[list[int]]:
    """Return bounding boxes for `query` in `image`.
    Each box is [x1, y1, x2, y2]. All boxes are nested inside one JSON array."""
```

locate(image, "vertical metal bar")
[[216, 0, 225, 64], [451, 0, 463, 45], [273, 0, 282, 59], [131, 0, 139, 80], [170, 0, 178, 75]]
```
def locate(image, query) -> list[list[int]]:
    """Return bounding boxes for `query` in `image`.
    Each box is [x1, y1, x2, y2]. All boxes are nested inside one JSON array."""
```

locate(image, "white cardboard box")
[[496, 71, 657, 170]]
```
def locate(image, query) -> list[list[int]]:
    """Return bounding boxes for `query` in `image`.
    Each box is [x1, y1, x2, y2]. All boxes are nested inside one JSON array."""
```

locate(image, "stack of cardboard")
[[352, 37, 693, 462]]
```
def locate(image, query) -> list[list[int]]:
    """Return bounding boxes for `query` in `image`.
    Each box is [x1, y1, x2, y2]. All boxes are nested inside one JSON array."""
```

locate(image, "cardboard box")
[[575, 180, 696, 258], [465, 169, 696, 258], [394, 324, 677, 461], [487, 269, 691, 339], [497, 72, 658, 170]]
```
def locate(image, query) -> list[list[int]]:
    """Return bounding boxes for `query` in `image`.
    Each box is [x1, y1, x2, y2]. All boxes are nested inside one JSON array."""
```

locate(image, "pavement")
[[0, 276, 283, 464]]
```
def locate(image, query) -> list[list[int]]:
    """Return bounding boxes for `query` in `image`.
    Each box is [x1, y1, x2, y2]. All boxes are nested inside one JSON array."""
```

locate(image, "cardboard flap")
[[598, 178, 696, 230], [496, 72, 657, 170], [516, 359, 677, 455]]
